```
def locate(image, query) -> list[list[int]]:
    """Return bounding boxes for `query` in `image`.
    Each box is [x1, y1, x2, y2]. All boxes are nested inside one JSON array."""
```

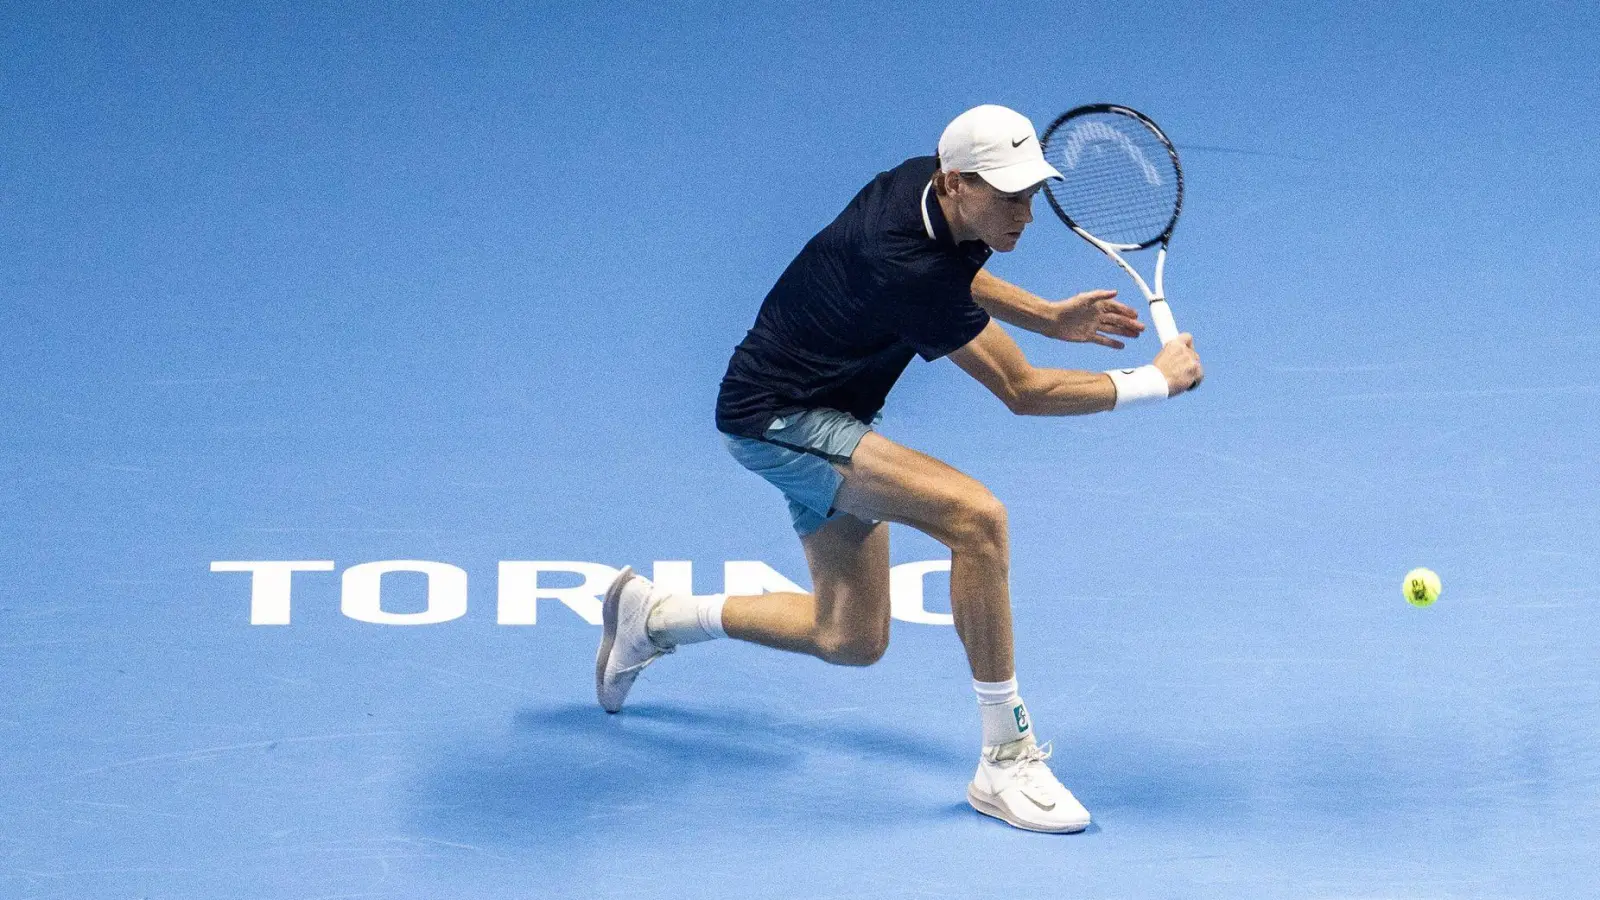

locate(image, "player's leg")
[[718, 512, 891, 666], [598, 411, 891, 711], [649, 427, 1011, 677], [594, 419, 1088, 829], [830, 432, 1014, 681], [828, 431, 1090, 833], [643, 409, 896, 664]]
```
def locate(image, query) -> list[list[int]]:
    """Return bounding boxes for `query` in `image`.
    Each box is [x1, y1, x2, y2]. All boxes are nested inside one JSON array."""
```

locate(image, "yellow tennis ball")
[[1403, 568, 1441, 607]]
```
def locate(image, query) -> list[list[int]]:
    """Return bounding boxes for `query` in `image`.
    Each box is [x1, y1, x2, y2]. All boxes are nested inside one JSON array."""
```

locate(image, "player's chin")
[[992, 231, 1024, 252]]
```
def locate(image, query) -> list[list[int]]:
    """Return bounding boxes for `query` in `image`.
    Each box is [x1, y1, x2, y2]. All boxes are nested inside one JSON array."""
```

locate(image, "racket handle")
[[1149, 299, 1180, 345]]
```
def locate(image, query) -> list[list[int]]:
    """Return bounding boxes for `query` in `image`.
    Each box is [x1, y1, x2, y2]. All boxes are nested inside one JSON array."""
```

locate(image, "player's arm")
[[969, 269, 1056, 333], [947, 319, 1117, 416], [949, 320, 1204, 415], [971, 269, 1145, 348]]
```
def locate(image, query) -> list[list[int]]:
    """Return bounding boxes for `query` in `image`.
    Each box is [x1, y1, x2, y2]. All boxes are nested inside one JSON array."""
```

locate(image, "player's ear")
[[952, 170, 986, 198]]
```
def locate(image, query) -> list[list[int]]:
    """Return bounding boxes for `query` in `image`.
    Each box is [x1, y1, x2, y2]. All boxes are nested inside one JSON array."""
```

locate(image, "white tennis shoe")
[[595, 566, 674, 713], [967, 739, 1092, 833]]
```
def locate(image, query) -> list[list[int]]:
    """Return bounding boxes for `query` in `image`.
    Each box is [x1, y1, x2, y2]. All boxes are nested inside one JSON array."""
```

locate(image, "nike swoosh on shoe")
[[1021, 789, 1056, 811]]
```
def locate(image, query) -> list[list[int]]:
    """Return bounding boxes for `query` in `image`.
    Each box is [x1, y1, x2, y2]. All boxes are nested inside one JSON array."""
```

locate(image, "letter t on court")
[[211, 560, 337, 625]]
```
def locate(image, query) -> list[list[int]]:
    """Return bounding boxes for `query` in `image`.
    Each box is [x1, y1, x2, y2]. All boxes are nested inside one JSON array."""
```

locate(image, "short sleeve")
[[875, 278, 991, 361]]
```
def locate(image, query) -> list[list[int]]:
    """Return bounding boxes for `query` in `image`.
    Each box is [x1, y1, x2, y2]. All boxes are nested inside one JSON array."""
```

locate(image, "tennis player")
[[595, 104, 1204, 833]]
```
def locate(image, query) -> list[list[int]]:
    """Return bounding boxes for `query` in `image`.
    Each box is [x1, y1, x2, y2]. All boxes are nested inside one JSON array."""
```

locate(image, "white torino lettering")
[[341, 560, 467, 625], [722, 560, 806, 596], [211, 560, 959, 627], [889, 560, 954, 626], [210, 560, 336, 625], [497, 561, 617, 626]]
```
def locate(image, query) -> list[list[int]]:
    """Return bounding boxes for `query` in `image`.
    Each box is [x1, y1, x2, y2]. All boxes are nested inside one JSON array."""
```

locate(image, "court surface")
[[4, 2, 1598, 897]]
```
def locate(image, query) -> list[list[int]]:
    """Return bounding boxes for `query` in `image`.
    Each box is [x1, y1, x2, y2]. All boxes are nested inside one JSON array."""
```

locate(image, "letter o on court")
[[341, 560, 468, 625]]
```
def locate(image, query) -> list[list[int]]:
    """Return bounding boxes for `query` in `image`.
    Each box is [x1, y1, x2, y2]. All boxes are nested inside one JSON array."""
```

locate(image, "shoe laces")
[[613, 647, 671, 678], [1008, 741, 1064, 794], [614, 595, 676, 679]]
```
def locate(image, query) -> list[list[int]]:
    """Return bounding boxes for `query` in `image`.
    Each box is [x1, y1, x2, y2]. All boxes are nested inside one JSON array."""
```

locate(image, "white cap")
[[937, 105, 1062, 193]]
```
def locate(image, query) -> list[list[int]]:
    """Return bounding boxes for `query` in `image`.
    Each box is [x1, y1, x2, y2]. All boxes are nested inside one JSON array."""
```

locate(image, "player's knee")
[[949, 493, 1009, 557], [816, 625, 889, 667]]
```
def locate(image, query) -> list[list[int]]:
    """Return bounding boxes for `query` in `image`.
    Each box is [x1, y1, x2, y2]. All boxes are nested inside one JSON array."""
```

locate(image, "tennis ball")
[[1403, 568, 1441, 607]]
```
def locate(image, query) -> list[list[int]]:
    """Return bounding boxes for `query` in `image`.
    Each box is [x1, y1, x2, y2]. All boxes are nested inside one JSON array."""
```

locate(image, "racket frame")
[[1040, 104, 1185, 345]]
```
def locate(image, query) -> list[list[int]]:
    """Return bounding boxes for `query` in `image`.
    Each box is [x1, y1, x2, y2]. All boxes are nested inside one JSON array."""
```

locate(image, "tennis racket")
[[1039, 104, 1186, 347]]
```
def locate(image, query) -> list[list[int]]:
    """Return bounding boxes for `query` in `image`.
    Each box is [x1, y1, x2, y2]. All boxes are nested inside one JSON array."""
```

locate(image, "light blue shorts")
[[721, 408, 878, 537]]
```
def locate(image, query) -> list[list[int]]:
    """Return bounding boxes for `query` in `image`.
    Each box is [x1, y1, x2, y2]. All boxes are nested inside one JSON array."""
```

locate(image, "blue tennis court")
[[5, 2, 1597, 897]]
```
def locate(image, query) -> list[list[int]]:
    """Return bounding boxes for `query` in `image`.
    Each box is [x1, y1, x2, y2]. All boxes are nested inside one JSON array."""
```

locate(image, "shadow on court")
[[403, 615, 1566, 857], [408, 701, 1310, 851], [413, 702, 975, 847]]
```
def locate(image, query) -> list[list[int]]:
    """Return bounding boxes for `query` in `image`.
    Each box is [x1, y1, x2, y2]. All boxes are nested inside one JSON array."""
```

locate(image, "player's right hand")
[[1154, 334, 1204, 395]]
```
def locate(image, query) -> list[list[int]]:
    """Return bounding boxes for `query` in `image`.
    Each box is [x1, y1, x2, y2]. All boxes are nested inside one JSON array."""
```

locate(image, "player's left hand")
[[1046, 289, 1145, 348]]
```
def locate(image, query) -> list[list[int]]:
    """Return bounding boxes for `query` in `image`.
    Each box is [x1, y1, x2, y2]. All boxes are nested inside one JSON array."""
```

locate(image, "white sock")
[[974, 676, 1034, 749], [646, 593, 727, 646]]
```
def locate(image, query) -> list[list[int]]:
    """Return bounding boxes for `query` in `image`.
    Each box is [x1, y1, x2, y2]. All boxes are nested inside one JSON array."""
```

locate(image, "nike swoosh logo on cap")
[[1012, 135, 1031, 148]]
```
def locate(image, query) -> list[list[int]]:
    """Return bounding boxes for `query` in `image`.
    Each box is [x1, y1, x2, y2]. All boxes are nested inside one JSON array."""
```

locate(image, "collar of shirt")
[[920, 178, 994, 265]]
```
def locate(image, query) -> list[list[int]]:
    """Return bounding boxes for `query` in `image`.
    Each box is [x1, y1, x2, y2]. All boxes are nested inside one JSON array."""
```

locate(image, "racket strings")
[[1043, 113, 1179, 247]]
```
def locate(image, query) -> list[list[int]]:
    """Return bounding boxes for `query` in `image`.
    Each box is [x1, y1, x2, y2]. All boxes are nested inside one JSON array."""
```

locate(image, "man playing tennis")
[[595, 104, 1204, 833]]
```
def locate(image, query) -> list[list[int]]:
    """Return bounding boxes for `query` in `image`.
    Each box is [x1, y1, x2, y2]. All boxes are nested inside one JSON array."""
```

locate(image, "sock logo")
[[1013, 703, 1030, 734]]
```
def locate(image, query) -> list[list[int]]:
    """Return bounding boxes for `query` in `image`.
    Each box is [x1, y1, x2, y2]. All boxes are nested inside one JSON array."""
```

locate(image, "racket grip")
[[1149, 299, 1180, 345]]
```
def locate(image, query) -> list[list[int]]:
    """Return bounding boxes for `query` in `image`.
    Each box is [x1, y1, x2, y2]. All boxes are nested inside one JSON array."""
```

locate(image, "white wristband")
[[1105, 365, 1169, 410]]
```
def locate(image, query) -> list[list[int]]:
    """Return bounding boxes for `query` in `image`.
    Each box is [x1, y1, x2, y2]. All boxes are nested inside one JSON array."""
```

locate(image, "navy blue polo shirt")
[[715, 155, 993, 439]]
